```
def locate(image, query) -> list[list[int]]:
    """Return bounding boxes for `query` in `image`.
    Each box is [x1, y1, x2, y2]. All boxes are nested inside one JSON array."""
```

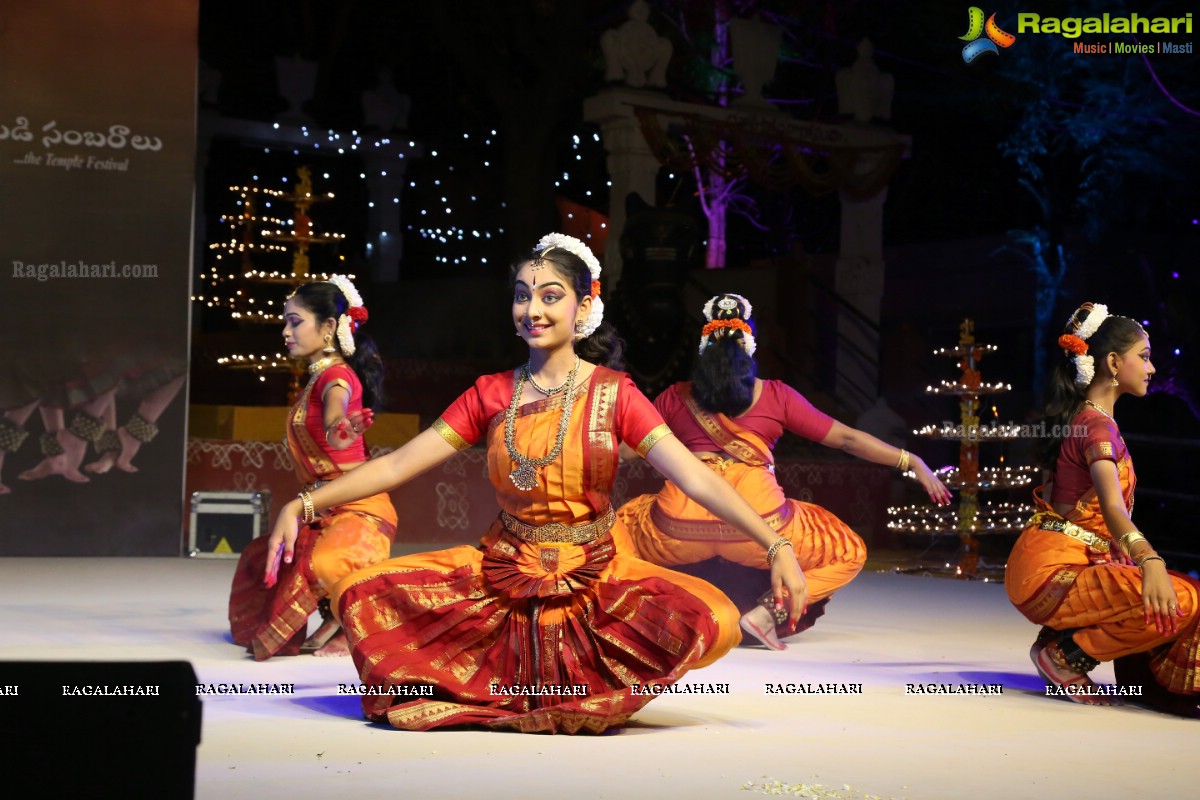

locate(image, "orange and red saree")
[[618, 383, 866, 608], [228, 364, 396, 661], [1005, 412, 1199, 694], [332, 368, 739, 734]]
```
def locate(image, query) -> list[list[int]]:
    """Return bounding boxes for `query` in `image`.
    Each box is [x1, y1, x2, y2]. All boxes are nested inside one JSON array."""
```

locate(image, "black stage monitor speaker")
[[0, 660, 202, 799]]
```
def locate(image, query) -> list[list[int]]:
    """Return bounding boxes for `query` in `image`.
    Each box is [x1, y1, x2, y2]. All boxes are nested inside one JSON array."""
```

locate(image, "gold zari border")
[[432, 417, 471, 451], [636, 424, 671, 457]]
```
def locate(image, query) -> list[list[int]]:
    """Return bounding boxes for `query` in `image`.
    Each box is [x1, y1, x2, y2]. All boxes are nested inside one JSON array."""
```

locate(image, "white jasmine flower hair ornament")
[[534, 233, 604, 336], [1073, 354, 1096, 386], [325, 274, 367, 356], [1073, 303, 1109, 341], [699, 294, 756, 357], [1062, 302, 1109, 386]]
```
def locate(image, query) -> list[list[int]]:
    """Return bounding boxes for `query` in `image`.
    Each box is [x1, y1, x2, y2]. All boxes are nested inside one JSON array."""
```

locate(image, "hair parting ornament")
[[533, 233, 604, 336], [699, 293, 756, 356], [1060, 302, 1110, 386], [325, 274, 368, 356]]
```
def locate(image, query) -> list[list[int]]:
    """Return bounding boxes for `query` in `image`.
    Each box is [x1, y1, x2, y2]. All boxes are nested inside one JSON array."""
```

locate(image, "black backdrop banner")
[[0, 1, 198, 555]]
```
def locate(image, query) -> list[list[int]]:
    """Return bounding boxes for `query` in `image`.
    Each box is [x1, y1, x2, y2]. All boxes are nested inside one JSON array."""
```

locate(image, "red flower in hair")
[[348, 305, 369, 331], [1058, 334, 1087, 356], [590, 280, 601, 298]]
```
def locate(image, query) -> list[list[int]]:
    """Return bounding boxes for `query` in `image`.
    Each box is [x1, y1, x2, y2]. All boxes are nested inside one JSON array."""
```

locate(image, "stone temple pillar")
[[834, 181, 888, 411], [833, 39, 898, 415], [582, 88, 663, 286], [361, 145, 411, 282], [360, 72, 414, 282]]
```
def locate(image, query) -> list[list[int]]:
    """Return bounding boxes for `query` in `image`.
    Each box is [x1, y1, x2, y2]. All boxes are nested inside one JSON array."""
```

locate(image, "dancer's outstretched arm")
[[265, 428, 458, 574], [645, 433, 807, 628], [821, 421, 953, 505]]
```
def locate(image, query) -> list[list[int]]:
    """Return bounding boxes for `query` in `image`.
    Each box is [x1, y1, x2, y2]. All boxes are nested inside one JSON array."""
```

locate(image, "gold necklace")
[[503, 360, 580, 491], [1084, 399, 1114, 420], [526, 356, 580, 395], [308, 355, 343, 375]]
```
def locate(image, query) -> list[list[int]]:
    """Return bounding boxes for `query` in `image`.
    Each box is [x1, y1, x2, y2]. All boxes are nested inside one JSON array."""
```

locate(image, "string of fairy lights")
[[887, 500, 1030, 535], [195, 121, 616, 382], [403, 126, 612, 266]]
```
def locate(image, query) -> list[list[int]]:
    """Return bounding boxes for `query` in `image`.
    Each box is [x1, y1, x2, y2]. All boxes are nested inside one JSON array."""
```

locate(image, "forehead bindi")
[[515, 263, 569, 292]]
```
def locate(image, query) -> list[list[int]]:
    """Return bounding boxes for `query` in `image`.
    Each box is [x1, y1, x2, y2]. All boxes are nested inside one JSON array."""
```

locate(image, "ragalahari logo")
[[960, 7, 1016, 62]]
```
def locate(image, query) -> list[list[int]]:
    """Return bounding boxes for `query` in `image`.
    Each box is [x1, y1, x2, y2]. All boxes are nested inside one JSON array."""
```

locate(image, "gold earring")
[[1111, 374, 1119, 387], [323, 333, 336, 354]]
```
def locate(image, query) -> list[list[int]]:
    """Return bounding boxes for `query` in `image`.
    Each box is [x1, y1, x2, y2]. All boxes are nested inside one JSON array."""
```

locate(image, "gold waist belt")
[[697, 453, 774, 475], [501, 507, 615, 545], [1029, 510, 1110, 553]]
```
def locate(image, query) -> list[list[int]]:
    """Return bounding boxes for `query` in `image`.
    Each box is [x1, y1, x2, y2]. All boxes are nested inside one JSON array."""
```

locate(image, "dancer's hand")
[[1141, 562, 1182, 636], [770, 551, 807, 632], [1110, 545, 1135, 567], [263, 500, 301, 587], [910, 456, 953, 506], [348, 408, 374, 433], [263, 541, 285, 588], [328, 409, 374, 444]]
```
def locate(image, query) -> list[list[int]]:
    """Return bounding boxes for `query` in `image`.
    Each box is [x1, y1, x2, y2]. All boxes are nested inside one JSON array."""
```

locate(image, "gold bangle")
[[766, 537, 793, 566], [1119, 531, 1148, 550], [298, 490, 315, 524], [896, 449, 911, 473], [1136, 553, 1165, 569]]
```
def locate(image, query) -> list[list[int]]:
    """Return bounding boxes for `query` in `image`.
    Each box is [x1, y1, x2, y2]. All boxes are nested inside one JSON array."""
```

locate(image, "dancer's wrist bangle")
[[298, 491, 316, 524], [1119, 531, 1148, 551], [766, 538, 793, 566], [896, 449, 911, 472], [1136, 553, 1165, 569]]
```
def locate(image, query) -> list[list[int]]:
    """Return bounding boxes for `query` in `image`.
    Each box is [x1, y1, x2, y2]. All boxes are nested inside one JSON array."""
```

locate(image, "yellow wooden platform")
[[187, 405, 420, 447]]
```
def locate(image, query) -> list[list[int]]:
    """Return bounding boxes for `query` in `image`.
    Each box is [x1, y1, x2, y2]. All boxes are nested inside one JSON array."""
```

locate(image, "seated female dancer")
[[229, 277, 397, 659], [265, 234, 807, 734], [619, 294, 951, 650], [1007, 302, 1198, 715]]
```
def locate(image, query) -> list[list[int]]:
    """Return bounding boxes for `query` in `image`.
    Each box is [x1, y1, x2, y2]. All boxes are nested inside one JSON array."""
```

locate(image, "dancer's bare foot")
[[113, 427, 142, 473], [20, 430, 90, 483], [20, 456, 90, 483], [301, 618, 342, 654], [20, 454, 90, 483], [312, 630, 351, 657], [84, 453, 116, 474], [740, 605, 787, 651], [1032, 641, 1120, 706]]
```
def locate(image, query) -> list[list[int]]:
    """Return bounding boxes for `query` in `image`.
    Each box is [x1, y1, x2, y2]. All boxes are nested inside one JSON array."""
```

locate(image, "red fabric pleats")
[[228, 529, 320, 661], [337, 537, 732, 734]]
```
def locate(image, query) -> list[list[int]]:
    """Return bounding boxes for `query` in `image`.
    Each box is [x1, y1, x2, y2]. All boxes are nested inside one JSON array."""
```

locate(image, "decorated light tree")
[[193, 166, 351, 392], [890, 319, 1036, 579]]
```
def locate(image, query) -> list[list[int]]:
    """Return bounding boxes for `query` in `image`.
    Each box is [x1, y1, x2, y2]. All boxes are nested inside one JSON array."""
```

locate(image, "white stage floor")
[[1, 557, 1195, 799]]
